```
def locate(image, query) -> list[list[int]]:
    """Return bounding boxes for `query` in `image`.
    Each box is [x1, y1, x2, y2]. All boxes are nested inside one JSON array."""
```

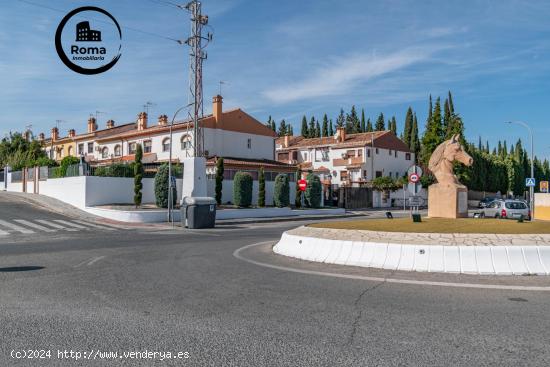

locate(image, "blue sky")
[[1, 0, 550, 158]]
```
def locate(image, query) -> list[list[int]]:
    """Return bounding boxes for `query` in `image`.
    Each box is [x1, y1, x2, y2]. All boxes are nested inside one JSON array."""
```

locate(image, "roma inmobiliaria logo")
[[55, 6, 122, 75]]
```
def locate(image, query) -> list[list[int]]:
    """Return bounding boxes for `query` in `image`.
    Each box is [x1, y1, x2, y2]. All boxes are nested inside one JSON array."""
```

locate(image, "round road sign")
[[409, 173, 420, 183], [298, 179, 307, 191]]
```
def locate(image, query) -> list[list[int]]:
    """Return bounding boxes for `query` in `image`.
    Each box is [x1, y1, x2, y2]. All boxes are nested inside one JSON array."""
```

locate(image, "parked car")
[[478, 197, 497, 208], [481, 199, 531, 220]]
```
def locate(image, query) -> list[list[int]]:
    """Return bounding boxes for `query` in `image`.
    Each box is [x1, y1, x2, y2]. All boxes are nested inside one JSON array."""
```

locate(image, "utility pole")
[[184, 0, 212, 157]]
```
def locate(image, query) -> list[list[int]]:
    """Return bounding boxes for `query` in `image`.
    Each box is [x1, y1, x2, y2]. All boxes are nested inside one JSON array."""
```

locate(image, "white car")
[[481, 199, 531, 220]]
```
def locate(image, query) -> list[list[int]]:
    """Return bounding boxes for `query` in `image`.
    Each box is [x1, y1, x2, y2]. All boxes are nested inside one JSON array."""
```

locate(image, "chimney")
[[158, 114, 168, 126], [38, 133, 45, 141], [213, 95, 223, 124], [137, 112, 148, 131], [51, 127, 59, 141], [87, 117, 97, 133], [106, 119, 115, 129], [68, 129, 76, 138], [335, 126, 346, 143], [283, 135, 290, 148]]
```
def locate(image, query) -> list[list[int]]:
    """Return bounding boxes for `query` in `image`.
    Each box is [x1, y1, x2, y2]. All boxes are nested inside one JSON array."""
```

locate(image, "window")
[[181, 135, 192, 150], [143, 140, 152, 153], [78, 144, 84, 155], [346, 150, 356, 158], [405, 153, 411, 161], [114, 145, 122, 157], [128, 142, 137, 155], [363, 170, 367, 178], [162, 138, 170, 152], [292, 151, 298, 160], [68, 146, 73, 156], [395, 150, 398, 158], [303, 152, 308, 161], [101, 147, 109, 159], [376, 171, 382, 178], [340, 170, 348, 181], [277, 152, 289, 161], [358, 149, 363, 157], [247, 138, 252, 149], [87, 142, 94, 154], [375, 148, 379, 154], [389, 149, 392, 155], [389, 172, 392, 178], [366, 149, 371, 158]]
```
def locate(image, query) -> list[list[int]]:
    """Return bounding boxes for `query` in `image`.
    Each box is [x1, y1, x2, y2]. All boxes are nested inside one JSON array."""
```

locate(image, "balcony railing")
[[333, 156, 364, 166]]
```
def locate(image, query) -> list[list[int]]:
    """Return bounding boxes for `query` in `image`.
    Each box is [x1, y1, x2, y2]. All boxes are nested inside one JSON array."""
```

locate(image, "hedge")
[[273, 173, 290, 207], [233, 171, 253, 207], [304, 173, 322, 208], [154, 163, 177, 208]]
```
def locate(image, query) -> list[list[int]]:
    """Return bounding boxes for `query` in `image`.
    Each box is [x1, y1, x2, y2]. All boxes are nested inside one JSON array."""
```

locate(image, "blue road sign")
[[526, 177, 536, 187]]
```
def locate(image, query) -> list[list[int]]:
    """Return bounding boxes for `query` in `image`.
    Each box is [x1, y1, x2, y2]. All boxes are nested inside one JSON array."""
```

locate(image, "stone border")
[[273, 227, 550, 275]]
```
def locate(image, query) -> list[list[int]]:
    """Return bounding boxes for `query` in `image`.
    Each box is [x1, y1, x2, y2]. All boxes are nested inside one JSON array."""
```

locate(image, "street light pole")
[[168, 104, 193, 224], [505, 121, 535, 217]]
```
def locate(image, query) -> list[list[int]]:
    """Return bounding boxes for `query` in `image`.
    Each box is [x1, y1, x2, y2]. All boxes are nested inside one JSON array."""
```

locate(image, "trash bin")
[[181, 197, 216, 229]]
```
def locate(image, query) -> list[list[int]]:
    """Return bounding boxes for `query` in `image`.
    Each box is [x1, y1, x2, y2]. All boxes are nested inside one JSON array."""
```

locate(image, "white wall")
[[39, 176, 87, 208]]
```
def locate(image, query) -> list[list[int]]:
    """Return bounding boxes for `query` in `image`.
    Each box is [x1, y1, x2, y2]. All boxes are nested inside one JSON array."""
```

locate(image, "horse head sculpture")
[[428, 134, 473, 187]]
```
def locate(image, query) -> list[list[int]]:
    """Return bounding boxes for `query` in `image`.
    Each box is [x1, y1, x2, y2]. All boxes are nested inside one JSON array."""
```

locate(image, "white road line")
[[0, 228, 8, 236], [71, 220, 116, 231], [35, 219, 78, 232], [14, 219, 57, 233], [52, 220, 88, 229], [0, 219, 35, 234], [234, 242, 550, 292], [87, 256, 106, 266]]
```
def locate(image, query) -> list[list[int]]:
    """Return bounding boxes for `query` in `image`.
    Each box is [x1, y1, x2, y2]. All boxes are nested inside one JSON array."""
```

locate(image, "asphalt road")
[[0, 192, 549, 366]]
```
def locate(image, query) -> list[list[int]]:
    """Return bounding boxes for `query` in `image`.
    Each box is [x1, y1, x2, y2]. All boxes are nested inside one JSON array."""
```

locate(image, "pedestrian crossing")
[[0, 218, 122, 236]]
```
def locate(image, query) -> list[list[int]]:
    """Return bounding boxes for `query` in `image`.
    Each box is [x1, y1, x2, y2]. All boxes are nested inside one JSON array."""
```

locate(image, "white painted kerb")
[[273, 232, 550, 275]]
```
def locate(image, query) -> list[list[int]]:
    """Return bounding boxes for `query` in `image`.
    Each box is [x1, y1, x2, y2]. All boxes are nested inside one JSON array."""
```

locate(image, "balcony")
[[333, 156, 364, 166]]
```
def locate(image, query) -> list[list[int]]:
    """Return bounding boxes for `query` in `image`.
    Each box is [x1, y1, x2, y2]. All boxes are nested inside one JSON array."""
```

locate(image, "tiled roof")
[[207, 156, 296, 171], [276, 131, 412, 152]]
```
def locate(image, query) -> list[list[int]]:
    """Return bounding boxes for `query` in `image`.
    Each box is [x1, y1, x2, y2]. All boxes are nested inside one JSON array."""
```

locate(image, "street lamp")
[[167, 104, 193, 224], [505, 121, 534, 216]]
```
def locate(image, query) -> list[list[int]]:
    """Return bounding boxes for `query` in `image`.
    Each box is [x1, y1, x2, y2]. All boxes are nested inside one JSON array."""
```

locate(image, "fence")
[[338, 187, 373, 209], [11, 170, 23, 183], [0, 169, 4, 183]]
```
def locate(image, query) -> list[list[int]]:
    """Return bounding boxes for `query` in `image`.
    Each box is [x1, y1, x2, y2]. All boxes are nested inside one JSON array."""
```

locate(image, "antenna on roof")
[[55, 119, 66, 129], [95, 110, 107, 121], [219, 81, 227, 96], [143, 101, 156, 115]]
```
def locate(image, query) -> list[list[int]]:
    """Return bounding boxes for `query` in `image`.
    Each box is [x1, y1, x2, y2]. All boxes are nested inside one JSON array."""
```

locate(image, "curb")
[[273, 232, 550, 275], [216, 213, 365, 226]]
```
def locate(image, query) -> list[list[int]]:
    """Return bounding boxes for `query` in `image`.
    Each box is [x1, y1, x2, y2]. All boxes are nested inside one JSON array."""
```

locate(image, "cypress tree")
[[266, 115, 273, 129], [133, 144, 143, 208], [366, 118, 373, 132], [322, 114, 329, 137], [421, 96, 444, 165], [443, 99, 451, 138], [478, 136, 482, 151], [360, 108, 366, 132], [315, 120, 321, 138], [348, 105, 360, 133], [497, 141, 503, 156], [288, 124, 294, 136], [390, 116, 397, 135], [328, 119, 334, 136], [258, 167, 265, 207], [403, 107, 413, 146], [301, 116, 308, 137], [486, 141, 490, 153], [309, 117, 316, 137], [502, 141, 508, 157], [336, 108, 345, 127], [215, 157, 224, 205], [448, 91, 454, 114], [375, 113, 385, 131], [411, 113, 420, 162], [277, 120, 287, 137], [433, 97, 444, 140]]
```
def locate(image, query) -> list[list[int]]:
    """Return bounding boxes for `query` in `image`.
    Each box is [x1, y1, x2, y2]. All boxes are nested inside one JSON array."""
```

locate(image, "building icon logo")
[[76, 21, 102, 42], [55, 6, 122, 75]]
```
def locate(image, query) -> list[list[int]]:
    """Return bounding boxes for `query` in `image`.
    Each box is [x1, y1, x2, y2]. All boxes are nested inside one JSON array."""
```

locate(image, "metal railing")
[[11, 171, 23, 183]]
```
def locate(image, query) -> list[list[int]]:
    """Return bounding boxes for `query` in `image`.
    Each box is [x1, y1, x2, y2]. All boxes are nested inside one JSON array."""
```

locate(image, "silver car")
[[481, 199, 531, 220]]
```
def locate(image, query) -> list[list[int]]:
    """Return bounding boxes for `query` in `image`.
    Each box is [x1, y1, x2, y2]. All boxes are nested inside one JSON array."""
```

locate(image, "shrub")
[[134, 144, 144, 207], [55, 156, 80, 178], [258, 167, 266, 207], [233, 171, 253, 207], [154, 163, 177, 208], [215, 157, 224, 205], [372, 176, 399, 192], [33, 156, 57, 168], [295, 169, 302, 208], [273, 173, 290, 207], [304, 173, 322, 208]]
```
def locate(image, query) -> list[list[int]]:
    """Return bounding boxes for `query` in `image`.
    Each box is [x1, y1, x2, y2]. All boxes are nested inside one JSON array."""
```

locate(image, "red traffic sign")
[[298, 179, 307, 191], [409, 173, 420, 183]]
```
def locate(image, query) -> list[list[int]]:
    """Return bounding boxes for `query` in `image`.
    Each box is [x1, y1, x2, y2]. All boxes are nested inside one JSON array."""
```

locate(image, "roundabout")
[[272, 218, 550, 276]]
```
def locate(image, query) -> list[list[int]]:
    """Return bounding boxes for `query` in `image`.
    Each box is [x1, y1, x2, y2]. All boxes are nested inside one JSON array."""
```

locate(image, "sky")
[[1, 0, 550, 159]]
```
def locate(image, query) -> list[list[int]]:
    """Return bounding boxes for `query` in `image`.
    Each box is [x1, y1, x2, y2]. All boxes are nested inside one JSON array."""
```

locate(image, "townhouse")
[[275, 127, 414, 188]]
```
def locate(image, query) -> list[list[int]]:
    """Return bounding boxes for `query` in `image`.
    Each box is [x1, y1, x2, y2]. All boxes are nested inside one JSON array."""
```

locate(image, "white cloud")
[[263, 46, 445, 104]]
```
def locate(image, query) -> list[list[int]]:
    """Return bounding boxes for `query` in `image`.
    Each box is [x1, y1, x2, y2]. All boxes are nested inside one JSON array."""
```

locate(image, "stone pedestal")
[[181, 157, 207, 200], [428, 184, 468, 218]]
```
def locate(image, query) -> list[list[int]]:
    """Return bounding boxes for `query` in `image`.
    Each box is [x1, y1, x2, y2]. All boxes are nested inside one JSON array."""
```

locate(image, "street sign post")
[[298, 179, 307, 192], [409, 172, 420, 183], [541, 181, 549, 193], [406, 165, 423, 215], [409, 196, 423, 207], [526, 177, 536, 187]]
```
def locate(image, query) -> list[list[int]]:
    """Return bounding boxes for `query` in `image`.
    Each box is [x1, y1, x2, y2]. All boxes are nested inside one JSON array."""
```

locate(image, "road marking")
[[234, 242, 550, 292], [14, 219, 57, 233], [71, 220, 116, 231], [74, 256, 106, 268], [0, 219, 34, 234], [35, 219, 78, 231], [53, 220, 88, 229], [0, 228, 8, 236]]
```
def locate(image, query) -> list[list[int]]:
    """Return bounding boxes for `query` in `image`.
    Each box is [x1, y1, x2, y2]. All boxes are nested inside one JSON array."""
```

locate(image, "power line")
[[16, 0, 182, 43], [146, 0, 184, 9]]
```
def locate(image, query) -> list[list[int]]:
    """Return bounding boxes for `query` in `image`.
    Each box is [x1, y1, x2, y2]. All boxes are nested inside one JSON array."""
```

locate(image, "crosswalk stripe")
[[0, 219, 35, 234], [14, 220, 57, 233], [35, 219, 78, 231], [0, 228, 8, 236], [71, 220, 116, 231], [52, 220, 88, 229]]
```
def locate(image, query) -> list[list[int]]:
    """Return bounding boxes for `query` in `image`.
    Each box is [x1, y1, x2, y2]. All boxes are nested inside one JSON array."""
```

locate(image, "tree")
[[266, 115, 273, 129], [288, 124, 294, 136], [336, 108, 345, 128], [360, 108, 366, 133], [366, 118, 373, 132], [375, 113, 385, 131], [295, 169, 302, 208], [0, 132, 48, 170], [390, 116, 397, 135], [322, 114, 329, 137], [258, 167, 266, 207], [315, 120, 321, 138], [233, 172, 253, 207], [410, 113, 420, 162], [134, 144, 144, 207], [420, 97, 444, 165], [443, 98, 451, 136], [304, 173, 322, 208], [328, 119, 334, 136], [301, 116, 309, 137], [403, 107, 413, 147], [154, 164, 176, 208], [215, 157, 224, 205], [372, 176, 399, 192], [309, 117, 316, 138], [347, 105, 360, 133], [273, 173, 290, 207], [277, 120, 288, 137]]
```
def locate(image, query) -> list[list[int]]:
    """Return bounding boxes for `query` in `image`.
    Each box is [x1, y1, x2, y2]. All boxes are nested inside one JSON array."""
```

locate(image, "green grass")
[[309, 217, 550, 234]]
